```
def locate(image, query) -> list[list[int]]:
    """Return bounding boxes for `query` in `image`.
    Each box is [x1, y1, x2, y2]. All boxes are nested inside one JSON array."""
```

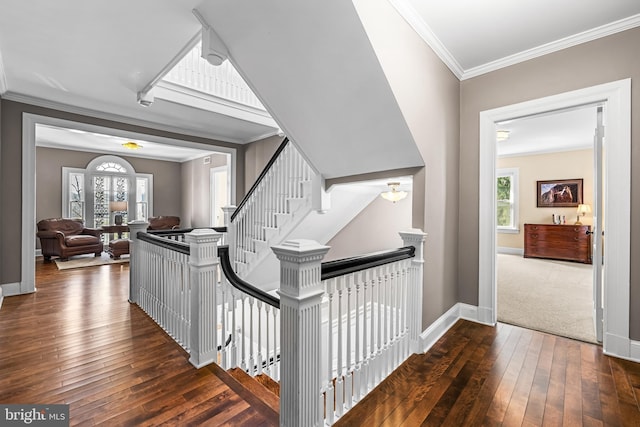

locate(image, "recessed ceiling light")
[[122, 141, 143, 150]]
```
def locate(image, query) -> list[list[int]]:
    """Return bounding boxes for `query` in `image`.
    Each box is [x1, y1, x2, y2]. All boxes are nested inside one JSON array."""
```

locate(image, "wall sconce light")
[[380, 182, 408, 203], [110, 201, 128, 225], [575, 203, 591, 225]]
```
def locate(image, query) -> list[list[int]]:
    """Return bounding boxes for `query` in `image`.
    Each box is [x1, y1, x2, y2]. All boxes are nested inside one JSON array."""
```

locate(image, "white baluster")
[[335, 276, 344, 417], [345, 274, 353, 409], [399, 230, 427, 354], [325, 278, 335, 425]]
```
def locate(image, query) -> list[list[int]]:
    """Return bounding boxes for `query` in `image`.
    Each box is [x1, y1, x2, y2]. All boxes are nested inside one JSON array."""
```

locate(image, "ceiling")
[[0, 1, 638, 161]]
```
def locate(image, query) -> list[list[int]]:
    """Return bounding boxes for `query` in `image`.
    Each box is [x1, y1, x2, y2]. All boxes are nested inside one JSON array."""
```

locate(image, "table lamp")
[[110, 201, 128, 225], [575, 203, 591, 225]]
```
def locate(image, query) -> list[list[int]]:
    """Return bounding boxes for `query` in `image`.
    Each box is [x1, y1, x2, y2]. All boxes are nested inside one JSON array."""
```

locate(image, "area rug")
[[497, 253, 597, 344], [55, 252, 129, 270]]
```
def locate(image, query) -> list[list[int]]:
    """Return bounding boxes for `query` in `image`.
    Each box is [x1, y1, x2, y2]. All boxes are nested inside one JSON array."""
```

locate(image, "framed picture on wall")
[[536, 178, 583, 207]]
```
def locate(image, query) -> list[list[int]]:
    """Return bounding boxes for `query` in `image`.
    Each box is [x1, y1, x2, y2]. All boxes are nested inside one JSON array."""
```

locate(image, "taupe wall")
[[497, 149, 593, 249], [181, 153, 228, 228], [35, 147, 183, 246], [244, 135, 282, 193], [354, 0, 461, 328], [460, 28, 640, 339], [325, 194, 412, 261], [0, 99, 244, 285]]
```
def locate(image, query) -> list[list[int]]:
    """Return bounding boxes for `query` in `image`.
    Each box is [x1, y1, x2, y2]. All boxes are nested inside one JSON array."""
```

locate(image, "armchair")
[[37, 218, 104, 261], [147, 216, 181, 230]]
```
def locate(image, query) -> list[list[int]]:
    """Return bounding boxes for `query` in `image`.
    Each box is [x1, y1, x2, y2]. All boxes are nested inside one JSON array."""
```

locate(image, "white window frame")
[[62, 155, 153, 225], [497, 167, 519, 233]]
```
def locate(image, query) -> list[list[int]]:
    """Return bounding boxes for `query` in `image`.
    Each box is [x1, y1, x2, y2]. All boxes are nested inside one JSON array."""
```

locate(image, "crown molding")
[[387, 0, 464, 79], [1, 91, 251, 145], [0, 49, 8, 95], [462, 13, 640, 80]]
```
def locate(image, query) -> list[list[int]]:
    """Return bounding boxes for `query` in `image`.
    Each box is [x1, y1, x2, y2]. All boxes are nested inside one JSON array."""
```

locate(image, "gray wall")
[[35, 146, 183, 229], [181, 153, 228, 228], [0, 99, 244, 285], [459, 27, 640, 339], [355, 0, 461, 329], [244, 135, 282, 193]]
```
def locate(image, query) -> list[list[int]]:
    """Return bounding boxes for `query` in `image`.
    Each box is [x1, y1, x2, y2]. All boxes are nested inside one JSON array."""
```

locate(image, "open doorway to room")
[[21, 114, 237, 293], [477, 79, 630, 359], [494, 105, 599, 343]]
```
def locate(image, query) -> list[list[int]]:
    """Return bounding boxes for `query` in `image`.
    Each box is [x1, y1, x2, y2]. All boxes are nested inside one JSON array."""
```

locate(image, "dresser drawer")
[[523, 224, 591, 264]]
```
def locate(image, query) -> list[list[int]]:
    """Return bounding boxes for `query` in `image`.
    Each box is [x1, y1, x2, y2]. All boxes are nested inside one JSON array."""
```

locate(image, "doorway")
[[494, 105, 599, 343], [477, 79, 631, 359]]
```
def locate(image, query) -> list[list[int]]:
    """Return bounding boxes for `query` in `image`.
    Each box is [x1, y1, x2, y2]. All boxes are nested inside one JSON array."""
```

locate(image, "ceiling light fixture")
[[381, 182, 408, 203], [496, 130, 510, 142], [122, 141, 143, 150]]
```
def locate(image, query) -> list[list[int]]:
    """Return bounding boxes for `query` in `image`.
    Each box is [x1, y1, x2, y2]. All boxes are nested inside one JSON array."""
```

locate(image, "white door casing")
[[478, 79, 631, 359]]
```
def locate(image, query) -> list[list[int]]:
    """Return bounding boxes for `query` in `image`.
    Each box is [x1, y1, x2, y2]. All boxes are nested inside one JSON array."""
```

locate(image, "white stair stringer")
[[243, 183, 381, 291]]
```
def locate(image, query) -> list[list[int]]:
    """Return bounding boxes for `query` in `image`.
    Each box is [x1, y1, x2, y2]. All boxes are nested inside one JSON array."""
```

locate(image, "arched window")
[[62, 155, 153, 228]]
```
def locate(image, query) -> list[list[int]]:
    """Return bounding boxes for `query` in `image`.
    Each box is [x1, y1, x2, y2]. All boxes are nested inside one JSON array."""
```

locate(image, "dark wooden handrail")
[[136, 231, 191, 255], [147, 226, 227, 236], [231, 136, 289, 222], [321, 246, 415, 281], [218, 245, 280, 309]]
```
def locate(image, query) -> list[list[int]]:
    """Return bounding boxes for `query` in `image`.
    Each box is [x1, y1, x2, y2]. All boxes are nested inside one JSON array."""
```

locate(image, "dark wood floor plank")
[[563, 340, 584, 425], [522, 333, 556, 427], [542, 335, 568, 426]]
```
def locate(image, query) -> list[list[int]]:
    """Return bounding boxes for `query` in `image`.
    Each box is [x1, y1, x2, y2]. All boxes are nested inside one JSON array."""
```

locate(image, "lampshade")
[[577, 204, 591, 215], [110, 201, 128, 212], [380, 182, 408, 203]]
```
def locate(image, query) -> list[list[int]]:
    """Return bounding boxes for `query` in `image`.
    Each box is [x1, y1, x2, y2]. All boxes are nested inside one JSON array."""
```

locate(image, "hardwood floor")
[[2, 259, 640, 426], [0, 259, 278, 426], [335, 320, 640, 427]]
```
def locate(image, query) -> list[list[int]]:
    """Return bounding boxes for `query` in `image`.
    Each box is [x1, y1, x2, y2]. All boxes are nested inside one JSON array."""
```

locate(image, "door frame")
[[20, 113, 237, 295], [478, 79, 631, 359]]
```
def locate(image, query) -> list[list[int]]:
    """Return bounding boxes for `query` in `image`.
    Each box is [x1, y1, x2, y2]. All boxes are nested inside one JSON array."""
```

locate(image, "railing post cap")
[[399, 229, 427, 240], [272, 239, 330, 258], [185, 228, 222, 243]]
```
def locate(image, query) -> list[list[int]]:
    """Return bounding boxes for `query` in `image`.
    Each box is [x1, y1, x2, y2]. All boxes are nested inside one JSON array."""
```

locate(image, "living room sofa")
[[37, 218, 104, 261]]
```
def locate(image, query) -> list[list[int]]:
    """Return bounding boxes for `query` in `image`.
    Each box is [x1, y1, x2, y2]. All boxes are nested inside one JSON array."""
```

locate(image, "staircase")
[[201, 363, 280, 425]]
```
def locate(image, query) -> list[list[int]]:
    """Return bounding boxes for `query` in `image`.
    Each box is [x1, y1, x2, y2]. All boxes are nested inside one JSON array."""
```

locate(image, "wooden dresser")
[[523, 224, 592, 264]]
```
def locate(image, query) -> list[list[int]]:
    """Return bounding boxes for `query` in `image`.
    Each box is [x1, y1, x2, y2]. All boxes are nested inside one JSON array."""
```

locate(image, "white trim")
[[0, 48, 7, 95], [3, 91, 250, 145], [388, 1, 640, 81], [419, 304, 461, 352], [21, 112, 238, 296], [22, 116, 37, 295], [463, 14, 640, 80], [479, 79, 632, 360], [497, 247, 524, 256], [1, 282, 24, 297], [0, 287, 3, 310], [387, 0, 463, 79], [418, 302, 640, 364]]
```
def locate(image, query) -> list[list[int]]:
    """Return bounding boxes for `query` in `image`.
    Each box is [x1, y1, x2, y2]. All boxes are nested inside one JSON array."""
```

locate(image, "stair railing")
[[227, 137, 316, 277], [272, 230, 426, 426], [128, 222, 281, 376]]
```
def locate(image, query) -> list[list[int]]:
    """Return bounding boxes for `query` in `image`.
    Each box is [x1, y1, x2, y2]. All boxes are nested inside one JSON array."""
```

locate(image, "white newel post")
[[222, 205, 237, 261], [127, 220, 149, 305], [185, 229, 222, 368], [272, 239, 330, 427], [399, 229, 426, 354]]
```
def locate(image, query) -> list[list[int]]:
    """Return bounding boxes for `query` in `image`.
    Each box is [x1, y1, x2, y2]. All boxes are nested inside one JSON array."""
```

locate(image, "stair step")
[[227, 367, 280, 413], [255, 373, 280, 397]]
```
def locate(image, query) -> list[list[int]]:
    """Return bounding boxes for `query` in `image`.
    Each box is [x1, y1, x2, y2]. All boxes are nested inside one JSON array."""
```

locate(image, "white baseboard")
[[497, 247, 524, 256], [0, 287, 3, 310], [0, 282, 23, 298], [35, 249, 42, 257], [418, 302, 640, 364]]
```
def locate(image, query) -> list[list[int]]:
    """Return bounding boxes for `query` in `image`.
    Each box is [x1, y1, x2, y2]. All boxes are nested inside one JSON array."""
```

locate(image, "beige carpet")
[[497, 253, 597, 343], [55, 252, 129, 270]]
